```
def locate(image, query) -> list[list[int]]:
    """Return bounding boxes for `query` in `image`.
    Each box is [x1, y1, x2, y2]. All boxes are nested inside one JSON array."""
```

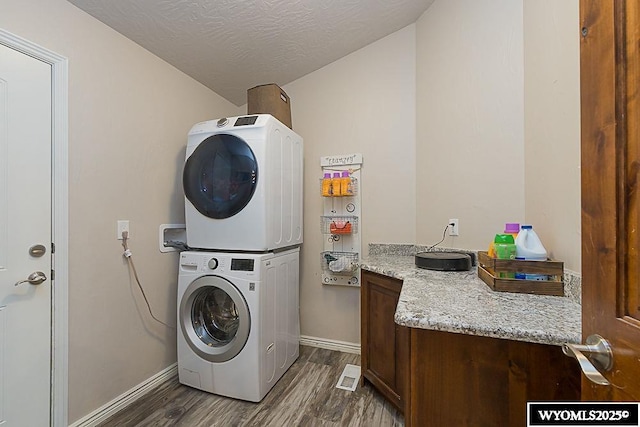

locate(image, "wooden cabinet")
[[407, 329, 581, 427], [361, 269, 581, 425], [360, 270, 410, 413]]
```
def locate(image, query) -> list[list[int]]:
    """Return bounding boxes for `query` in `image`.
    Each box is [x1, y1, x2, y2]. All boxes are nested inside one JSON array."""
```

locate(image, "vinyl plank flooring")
[[244, 364, 334, 426], [304, 351, 361, 423], [98, 346, 403, 427]]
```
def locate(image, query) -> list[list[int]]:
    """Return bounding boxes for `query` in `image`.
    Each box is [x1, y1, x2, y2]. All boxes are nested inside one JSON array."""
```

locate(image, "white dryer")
[[177, 248, 300, 402], [183, 114, 303, 251]]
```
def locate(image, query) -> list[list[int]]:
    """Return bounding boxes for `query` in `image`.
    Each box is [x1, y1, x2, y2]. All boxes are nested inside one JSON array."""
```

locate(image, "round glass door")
[[183, 134, 258, 219], [180, 276, 250, 362]]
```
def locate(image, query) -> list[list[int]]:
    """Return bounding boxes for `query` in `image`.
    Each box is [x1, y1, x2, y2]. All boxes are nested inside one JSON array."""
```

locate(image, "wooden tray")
[[477, 251, 564, 296]]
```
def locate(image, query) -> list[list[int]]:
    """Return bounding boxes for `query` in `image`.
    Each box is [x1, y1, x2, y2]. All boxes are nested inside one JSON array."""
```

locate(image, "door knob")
[[562, 334, 613, 386], [14, 271, 47, 286]]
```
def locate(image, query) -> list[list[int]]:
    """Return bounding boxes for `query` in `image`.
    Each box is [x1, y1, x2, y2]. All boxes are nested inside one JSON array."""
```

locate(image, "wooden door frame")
[[0, 29, 69, 426]]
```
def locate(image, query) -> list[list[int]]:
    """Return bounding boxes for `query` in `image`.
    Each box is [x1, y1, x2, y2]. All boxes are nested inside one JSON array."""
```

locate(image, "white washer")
[[183, 114, 303, 251], [177, 248, 300, 402]]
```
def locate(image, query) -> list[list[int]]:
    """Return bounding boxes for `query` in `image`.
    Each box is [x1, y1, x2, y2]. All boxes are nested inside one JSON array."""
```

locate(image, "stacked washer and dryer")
[[177, 114, 303, 402]]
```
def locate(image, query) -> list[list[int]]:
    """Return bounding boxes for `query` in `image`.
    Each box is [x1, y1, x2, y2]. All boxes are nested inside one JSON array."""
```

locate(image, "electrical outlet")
[[117, 220, 130, 240], [449, 219, 459, 236]]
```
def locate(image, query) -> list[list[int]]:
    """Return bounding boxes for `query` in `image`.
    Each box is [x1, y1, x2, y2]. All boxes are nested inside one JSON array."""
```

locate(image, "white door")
[[0, 43, 52, 426]]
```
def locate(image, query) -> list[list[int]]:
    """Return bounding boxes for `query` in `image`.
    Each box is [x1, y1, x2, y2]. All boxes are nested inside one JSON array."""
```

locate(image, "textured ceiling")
[[67, 0, 434, 106]]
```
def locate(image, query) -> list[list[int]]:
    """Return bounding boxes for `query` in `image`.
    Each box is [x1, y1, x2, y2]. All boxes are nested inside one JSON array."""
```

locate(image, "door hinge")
[[51, 242, 56, 254], [51, 269, 55, 281]]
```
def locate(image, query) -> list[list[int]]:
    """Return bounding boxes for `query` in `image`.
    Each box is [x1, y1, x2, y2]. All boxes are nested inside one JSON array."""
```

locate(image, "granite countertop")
[[360, 254, 582, 346]]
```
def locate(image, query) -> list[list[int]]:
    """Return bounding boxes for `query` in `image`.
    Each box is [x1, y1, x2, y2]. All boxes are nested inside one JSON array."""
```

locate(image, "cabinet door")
[[409, 329, 580, 426], [361, 271, 409, 412]]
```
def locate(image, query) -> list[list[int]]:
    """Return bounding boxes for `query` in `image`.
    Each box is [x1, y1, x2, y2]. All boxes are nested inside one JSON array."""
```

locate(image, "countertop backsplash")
[[366, 243, 582, 305], [562, 270, 582, 305]]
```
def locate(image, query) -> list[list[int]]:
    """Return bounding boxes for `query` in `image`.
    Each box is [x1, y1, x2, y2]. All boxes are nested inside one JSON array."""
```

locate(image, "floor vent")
[[335, 364, 361, 392]]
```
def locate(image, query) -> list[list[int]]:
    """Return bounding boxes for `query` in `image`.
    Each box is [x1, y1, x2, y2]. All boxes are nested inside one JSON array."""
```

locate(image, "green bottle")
[[494, 234, 516, 278], [494, 234, 516, 259]]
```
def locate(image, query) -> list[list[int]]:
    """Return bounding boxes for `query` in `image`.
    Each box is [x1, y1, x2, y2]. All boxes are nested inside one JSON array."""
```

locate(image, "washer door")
[[183, 134, 258, 219], [180, 275, 250, 363]]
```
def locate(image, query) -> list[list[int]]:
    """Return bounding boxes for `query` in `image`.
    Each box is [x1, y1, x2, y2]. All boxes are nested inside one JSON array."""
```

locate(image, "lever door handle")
[[562, 334, 612, 386], [14, 271, 47, 286]]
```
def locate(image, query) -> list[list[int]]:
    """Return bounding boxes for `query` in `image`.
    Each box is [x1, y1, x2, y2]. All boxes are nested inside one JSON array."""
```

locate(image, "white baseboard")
[[300, 335, 361, 354], [69, 363, 177, 427]]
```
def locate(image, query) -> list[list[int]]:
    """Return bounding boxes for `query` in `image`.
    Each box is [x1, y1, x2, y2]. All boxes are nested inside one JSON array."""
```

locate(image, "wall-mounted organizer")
[[320, 153, 362, 287]]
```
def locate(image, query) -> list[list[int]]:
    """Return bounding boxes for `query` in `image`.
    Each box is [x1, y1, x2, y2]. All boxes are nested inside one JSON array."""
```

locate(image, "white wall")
[[524, 0, 581, 272], [284, 25, 417, 344], [414, 0, 580, 272], [1, 0, 240, 422], [416, 0, 525, 250]]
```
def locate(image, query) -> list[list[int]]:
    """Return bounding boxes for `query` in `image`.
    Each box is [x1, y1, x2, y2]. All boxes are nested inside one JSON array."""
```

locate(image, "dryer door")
[[183, 134, 258, 219], [180, 275, 250, 362]]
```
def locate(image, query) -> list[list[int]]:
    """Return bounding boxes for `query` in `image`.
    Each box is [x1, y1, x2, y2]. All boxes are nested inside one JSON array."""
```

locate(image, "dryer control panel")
[[234, 116, 258, 126]]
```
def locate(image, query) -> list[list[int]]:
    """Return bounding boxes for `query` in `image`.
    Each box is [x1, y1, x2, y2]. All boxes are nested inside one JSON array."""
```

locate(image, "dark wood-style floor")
[[98, 346, 404, 426]]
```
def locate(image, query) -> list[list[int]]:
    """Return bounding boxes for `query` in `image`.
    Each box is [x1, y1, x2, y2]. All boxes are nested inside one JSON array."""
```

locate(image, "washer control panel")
[[231, 258, 255, 271], [179, 252, 260, 276], [180, 253, 226, 272]]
